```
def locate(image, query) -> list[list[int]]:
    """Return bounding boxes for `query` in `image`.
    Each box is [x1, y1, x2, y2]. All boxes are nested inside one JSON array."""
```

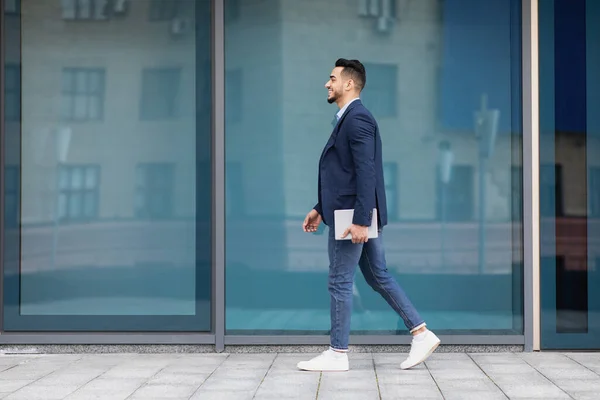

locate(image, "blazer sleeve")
[[313, 202, 323, 216], [347, 113, 376, 226]]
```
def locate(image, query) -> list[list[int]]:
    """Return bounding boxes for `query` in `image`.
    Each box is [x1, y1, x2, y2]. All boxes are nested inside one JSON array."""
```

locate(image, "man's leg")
[[358, 229, 440, 369], [297, 227, 363, 372]]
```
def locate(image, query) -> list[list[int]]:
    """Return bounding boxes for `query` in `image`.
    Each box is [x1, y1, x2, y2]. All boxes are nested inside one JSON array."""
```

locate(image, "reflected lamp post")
[[438, 140, 453, 269], [474, 94, 499, 274], [51, 126, 72, 269]]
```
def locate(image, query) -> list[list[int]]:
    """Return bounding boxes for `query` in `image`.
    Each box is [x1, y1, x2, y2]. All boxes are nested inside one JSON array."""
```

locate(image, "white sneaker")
[[297, 349, 349, 372], [400, 330, 441, 370]]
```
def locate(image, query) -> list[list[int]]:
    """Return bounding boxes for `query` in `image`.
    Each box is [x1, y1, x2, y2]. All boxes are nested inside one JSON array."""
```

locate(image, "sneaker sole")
[[400, 339, 441, 370], [298, 368, 349, 372], [297, 364, 349, 372]]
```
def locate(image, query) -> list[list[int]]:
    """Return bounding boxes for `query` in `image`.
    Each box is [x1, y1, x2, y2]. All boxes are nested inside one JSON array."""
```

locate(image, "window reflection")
[[225, 0, 523, 334], [539, 0, 600, 348], [3, 0, 211, 330]]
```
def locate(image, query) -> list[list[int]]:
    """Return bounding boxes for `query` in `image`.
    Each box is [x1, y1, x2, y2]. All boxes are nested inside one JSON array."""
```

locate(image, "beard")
[[327, 90, 340, 104]]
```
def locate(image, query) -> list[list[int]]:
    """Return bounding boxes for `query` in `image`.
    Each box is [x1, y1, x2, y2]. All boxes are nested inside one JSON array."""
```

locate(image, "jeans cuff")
[[330, 346, 349, 353], [409, 322, 427, 333]]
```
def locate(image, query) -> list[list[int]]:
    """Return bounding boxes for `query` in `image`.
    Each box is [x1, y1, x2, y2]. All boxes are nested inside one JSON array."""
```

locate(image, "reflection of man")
[[298, 59, 440, 372]]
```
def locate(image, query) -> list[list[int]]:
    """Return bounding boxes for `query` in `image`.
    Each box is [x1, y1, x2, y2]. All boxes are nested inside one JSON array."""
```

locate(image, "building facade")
[[0, 0, 597, 351]]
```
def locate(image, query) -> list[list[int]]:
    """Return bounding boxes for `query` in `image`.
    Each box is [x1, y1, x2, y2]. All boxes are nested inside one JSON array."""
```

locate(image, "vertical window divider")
[[212, 0, 226, 352], [0, 0, 6, 334], [522, 0, 540, 352]]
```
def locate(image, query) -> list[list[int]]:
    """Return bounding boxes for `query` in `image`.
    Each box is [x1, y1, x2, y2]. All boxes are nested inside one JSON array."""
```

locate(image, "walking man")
[[298, 59, 440, 372]]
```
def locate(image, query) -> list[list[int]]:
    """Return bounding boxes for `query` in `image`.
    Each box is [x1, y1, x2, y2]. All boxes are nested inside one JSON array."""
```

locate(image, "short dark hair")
[[335, 58, 366, 91]]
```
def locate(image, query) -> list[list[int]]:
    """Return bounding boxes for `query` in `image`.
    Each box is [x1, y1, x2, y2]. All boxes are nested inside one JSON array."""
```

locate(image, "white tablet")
[[334, 209, 378, 241]]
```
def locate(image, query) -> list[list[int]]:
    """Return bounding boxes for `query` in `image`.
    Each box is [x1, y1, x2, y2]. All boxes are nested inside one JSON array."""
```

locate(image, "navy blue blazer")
[[314, 99, 388, 228]]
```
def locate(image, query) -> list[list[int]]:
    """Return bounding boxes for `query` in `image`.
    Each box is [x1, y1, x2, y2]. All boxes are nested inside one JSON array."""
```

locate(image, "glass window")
[[140, 68, 181, 120], [61, 0, 110, 20], [590, 167, 600, 218], [225, 69, 243, 123], [149, 0, 181, 21], [4, 0, 19, 14], [61, 68, 105, 122], [539, 0, 600, 349], [3, 0, 212, 331], [361, 63, 398, 118], [225, 0, 523, 335], [135, 163, 175, 219], [4, 167, 19, 229], [383, 162, 398, 221], [435, 165, 475, 222], [3, 64, 20, 121], [58, 165, 100, 222]]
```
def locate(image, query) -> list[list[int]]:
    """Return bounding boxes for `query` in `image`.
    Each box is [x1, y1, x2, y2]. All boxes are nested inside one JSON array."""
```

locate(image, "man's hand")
[[303, 209, 322, 233], [341, 224, 369, 244]]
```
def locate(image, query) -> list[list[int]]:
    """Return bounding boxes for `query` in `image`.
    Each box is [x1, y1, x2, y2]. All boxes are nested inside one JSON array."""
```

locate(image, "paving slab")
[[0, 351, 595, 398]]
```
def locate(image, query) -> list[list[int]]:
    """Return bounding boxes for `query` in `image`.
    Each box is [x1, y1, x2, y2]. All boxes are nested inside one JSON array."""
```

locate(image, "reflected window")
[[61, 68, 105, 122], [5, 166, 19, 229], [540, 163, 563, 217], [135, 163, 174, 219], [61, 0, 112, 20], [4, 64, 20, 121], [436, 165, 474, 222], [361, 63, 397, 118], [358, 0, 397, 18], [140, 68, 181, 120], [590, 167, 600, 218], [59, 165, 100, 222], [4, 0, 19, 14], [383, 162, 398, 221], [149, 0, 181, 21]]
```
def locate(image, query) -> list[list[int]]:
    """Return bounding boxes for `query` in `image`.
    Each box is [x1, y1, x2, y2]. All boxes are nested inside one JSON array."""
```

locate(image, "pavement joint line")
[[124, 355, 183, 400], [424, 360, 445, 400], [466, 352, 509, 399], [371, 353, 382, 400], [187, 353, 230, 399], [315, 371, 322, 400], [563, 354, 600, 378], [518, 354, 576, 400], [59, 354, 124, 399], [252, 354, 278, 399], [6, 354, 84, 397]]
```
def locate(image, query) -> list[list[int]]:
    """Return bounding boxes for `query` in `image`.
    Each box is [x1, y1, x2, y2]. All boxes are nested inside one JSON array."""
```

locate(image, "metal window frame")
[[0, 0, 6, 337], [0, 0, 536, 350], [522, 0, 540, 352]]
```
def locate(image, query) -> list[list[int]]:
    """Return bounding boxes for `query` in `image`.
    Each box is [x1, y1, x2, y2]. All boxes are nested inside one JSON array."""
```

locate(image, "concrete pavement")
[[0, 351, 597, 399]]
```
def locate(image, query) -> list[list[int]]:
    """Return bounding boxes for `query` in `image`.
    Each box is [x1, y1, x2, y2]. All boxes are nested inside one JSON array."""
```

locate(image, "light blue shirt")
[[336, 97, 360, 121]]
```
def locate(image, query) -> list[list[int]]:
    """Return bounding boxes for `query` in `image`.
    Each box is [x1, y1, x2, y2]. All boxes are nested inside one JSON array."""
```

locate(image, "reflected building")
[[3, 0, 212, 330], [1, 0, 599, 350]]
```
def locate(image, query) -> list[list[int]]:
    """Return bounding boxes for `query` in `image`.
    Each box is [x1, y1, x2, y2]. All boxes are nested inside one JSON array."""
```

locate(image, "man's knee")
[[365, 270, 393, 292], [328, 279, 353, 300]]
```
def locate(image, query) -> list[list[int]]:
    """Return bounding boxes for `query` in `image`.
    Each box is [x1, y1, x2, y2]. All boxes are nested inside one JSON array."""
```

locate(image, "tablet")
[[334, 209, 378, 240]]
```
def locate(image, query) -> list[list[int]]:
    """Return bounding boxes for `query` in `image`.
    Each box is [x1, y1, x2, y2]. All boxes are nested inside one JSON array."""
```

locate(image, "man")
[[297, 59, 440, 372]]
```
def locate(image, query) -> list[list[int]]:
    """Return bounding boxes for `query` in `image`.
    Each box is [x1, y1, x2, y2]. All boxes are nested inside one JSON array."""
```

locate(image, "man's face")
[[325, 67, 345, 104]]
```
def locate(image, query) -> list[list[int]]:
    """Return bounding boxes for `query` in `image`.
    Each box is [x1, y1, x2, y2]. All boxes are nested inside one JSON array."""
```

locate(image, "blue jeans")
[[328, 227, 425, 351]]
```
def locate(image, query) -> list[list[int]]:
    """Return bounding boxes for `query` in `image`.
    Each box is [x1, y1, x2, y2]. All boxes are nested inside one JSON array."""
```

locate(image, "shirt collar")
[[336, 97, 360, 121]]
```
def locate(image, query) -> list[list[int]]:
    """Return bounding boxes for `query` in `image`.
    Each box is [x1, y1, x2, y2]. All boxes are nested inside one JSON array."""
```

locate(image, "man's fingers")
[[302, 217, 310, 232], [342, 228, 350, 239]]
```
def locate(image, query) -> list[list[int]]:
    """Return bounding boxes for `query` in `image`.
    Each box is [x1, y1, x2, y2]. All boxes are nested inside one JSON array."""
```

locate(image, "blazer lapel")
[[319, 100, 362, 162]]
